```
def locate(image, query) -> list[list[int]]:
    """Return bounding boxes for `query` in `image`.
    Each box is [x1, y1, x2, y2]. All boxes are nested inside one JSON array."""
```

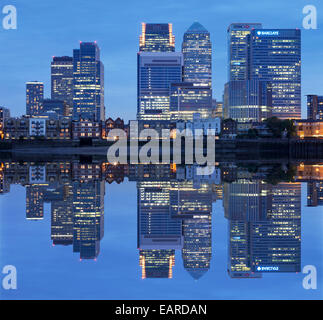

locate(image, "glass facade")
[[137, 52, 183, 121], [170, 82, 212, 121], [182, 22, 212, 87], [51, 56, 74, 116], [139, 23, 175, 52], [228, 23, 263, 81], [224, 180, 301, 277], [73, 42, 105, 121], [249, 29, 301, 120], [223, 80, 272, 122]]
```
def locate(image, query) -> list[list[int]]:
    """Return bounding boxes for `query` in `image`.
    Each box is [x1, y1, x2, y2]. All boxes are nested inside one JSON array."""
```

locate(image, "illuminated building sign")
[[257, 31, 279, 36], [256, 266, 279, 272]]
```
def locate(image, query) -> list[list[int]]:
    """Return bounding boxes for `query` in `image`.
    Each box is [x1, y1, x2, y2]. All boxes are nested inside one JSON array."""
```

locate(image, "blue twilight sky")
[[0, 0, 322, 121]]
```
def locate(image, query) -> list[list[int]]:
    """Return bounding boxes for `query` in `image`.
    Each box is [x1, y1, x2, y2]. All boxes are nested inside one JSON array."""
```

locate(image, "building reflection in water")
[[1, 159, 323, 279]]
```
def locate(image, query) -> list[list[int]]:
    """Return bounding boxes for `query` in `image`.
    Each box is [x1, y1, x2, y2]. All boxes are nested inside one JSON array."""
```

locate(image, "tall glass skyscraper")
[[226, 25, 301, 120], [72, 180, 105, 260], [228, 23, 262, 81], [139, 23, 175, 52], [137, 52, 183, 121], [73, 42, 105, 121], [249, 29, 301, 120], [26, 81, 44, 116], [182, 22, 212, 87], [51, 56, 74, 116]]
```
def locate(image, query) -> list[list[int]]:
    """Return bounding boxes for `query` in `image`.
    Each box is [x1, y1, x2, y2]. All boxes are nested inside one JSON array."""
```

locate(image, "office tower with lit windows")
[[26, 81, 44, 116], [252, 183, 301, 273], [137, 52, 183, 121], [0, 107, 10, 140], [169, 179, 213, 279], [182, 22, 212, 87], [169, 180, 213, 219], [307, 182, 323, 207], [51, 56, 74, 116], [182, 216, 212, 280], [139, 23, 175, 52], [41, 99, 69, 119], [0, 163, 10, 194], [139, 249, 175, 279], [212, 100, 223, 119], [137, 181, 183, 249], [227, 221, 262, 279], [26, 185, 45, 220], [307, 95, 323, 120], [170, 82, 212, 121], [223, 80, 272, 122], [51, 184, 74, 246], [223, 179, 271, 278], [249, 29, 301, 119], [73, 42, 105, 121], [226, 25, 301, 120], [228, 23, 263, 81], [72, 180, 105, 259]]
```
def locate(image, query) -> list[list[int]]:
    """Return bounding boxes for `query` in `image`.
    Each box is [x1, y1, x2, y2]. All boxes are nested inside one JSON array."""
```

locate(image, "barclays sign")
[[257, 31, 279, 36]]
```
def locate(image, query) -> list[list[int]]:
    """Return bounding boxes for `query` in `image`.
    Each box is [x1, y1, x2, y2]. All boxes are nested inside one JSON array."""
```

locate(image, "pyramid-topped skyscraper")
[[182, 22, 212, 87]]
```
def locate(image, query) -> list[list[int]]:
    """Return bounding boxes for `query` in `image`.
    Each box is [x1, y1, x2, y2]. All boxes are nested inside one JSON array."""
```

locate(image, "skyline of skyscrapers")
[[17, 21, 309, 125]]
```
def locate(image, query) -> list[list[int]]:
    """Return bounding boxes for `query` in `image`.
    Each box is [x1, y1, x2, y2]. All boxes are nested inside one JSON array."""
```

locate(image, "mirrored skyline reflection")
[[0, 159, 323, 299]]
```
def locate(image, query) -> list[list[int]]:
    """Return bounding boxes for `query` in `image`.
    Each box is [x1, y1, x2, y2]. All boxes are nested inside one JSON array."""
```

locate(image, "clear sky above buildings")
[[0, 0, 322, 120]]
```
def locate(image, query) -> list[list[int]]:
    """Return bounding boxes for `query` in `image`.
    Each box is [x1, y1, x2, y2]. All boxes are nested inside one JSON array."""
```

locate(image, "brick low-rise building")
[[295, 120, 323, 139]]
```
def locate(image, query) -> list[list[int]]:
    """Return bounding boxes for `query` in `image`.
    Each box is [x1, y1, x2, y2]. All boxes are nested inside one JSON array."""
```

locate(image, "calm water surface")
[[0, 160, 322, 300]]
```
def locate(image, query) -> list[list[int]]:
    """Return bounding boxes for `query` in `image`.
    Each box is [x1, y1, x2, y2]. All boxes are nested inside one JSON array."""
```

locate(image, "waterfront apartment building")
[[73, 42, 105, 122], [294, 119, 323, 139], [139, 23, 175, 52], [26, 81, 44, 116], [307, 95, 323, 120], [137, 52, 183, 121], [182, 22, 212, 87]]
